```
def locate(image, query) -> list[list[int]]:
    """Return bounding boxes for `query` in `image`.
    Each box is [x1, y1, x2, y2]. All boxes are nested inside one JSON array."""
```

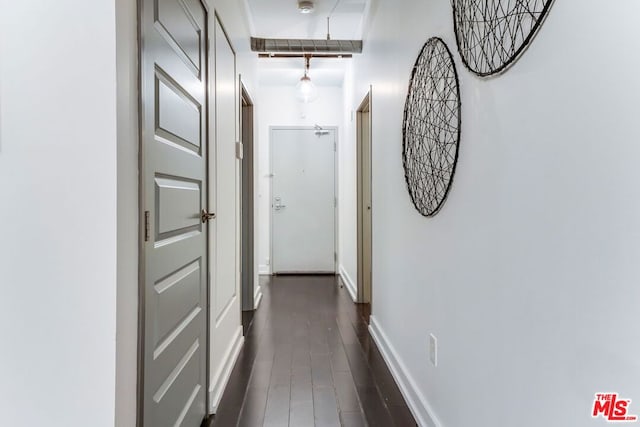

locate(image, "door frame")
[[269, 126, 339, 275], [356, 89, 372, 304], [136, 0, 212, 424], [239, 80, 255, 311]]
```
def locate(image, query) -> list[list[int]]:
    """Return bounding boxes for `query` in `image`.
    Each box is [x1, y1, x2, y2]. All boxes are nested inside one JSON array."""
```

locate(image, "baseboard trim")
[[208, 326, 244, 414], [339, 265, 357, 302], [254, 284, 263, 309], [259, 264, 271, 275], [369, 316, 441, 427]]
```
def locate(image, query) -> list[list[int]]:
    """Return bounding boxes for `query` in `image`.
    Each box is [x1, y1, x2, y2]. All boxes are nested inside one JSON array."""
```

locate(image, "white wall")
[[340, 62, 358, 299], [0, 1, 119, 426], [257, 84, 345, 275], [115, 0, 139, 425], [348, 0, 640, 426]]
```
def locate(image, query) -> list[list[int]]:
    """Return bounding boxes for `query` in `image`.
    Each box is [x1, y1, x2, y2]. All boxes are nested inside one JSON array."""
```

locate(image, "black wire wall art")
[[452, 0, 554, 77], [402, 37, 461, 217]]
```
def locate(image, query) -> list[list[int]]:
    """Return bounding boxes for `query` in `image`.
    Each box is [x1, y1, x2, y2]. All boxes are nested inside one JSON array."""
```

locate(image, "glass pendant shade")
[[296, 75, 318, 103]]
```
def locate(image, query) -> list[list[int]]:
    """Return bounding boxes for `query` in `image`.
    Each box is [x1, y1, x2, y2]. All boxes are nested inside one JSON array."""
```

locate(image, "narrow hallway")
[[209, 276, 416, 427]]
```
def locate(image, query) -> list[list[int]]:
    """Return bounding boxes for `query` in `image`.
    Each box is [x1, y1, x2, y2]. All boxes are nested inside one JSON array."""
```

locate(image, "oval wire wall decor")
[[402, 37, 461, 217], [452, 0, 554, 76]]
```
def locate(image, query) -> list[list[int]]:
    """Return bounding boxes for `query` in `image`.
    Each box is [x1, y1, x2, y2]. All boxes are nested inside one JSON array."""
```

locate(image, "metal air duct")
[[250, 37, 363, 55]]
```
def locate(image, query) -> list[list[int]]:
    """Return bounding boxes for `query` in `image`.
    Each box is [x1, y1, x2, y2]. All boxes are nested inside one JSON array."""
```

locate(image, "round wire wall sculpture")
[[402, 37, 461, 217], [452, 0, 554, 76]]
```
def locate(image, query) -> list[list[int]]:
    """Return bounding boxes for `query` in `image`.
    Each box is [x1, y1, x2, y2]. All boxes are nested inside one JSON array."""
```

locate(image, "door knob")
[[201, 209, 216, 223]]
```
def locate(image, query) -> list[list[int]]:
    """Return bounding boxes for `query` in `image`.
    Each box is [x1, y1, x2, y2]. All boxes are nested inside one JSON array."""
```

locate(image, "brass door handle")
[[201, 209, 216, 223]]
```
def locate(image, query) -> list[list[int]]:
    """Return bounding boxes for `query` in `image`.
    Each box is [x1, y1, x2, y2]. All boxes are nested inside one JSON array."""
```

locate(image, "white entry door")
[[272, 128, 337, 274]]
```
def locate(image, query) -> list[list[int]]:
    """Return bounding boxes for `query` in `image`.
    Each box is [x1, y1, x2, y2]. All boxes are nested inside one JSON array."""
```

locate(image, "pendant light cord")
[[326, 0, 341, 40], [304, 55, 311, 77]]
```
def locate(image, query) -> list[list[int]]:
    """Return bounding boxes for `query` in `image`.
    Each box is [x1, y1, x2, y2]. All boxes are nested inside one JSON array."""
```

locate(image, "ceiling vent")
[[251, 37, 363, 55]]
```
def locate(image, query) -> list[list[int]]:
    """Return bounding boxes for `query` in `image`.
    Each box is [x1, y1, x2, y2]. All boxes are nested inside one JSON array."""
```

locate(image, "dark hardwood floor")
[[207, 275, 417, 427]]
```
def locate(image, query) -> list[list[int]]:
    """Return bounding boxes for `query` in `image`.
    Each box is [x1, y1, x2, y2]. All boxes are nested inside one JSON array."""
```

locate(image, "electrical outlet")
[[429, 334, 438, 367]]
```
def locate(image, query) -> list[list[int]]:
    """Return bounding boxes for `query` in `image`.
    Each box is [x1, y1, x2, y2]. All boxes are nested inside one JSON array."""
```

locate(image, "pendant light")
[[296, 55, 318, 103]]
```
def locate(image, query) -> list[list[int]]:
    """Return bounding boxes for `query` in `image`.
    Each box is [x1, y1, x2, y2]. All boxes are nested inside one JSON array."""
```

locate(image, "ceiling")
[[247, 0, 368, 40], [246, 0, 368, 86]]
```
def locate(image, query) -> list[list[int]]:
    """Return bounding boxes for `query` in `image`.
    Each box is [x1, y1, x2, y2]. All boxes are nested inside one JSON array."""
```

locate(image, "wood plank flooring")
[[207, 275, 417, 427]]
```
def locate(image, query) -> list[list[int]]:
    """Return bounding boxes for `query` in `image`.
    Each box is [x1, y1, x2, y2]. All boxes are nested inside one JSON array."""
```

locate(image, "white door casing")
[[271, 127, 338, 274], [240, 85, 255, 311], [140, 0, 209, 426], [357, 93, 373, 304]]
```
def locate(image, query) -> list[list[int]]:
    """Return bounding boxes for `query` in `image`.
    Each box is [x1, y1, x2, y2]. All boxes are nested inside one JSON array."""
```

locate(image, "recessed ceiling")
[[247, 0, 368, 40]]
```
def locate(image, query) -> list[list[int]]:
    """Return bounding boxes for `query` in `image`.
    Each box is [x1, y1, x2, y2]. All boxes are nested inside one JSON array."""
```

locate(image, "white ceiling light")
[[298, 0, 314, 14], [296, 56, 318, 103]]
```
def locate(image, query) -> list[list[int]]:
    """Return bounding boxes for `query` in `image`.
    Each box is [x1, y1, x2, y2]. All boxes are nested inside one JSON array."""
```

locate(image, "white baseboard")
[[259, 264, 271, 275], [254, 284, 263, 309], [369, 316, 441, 427], [339, 265, 357, 302], [208, 326, 244, 414]]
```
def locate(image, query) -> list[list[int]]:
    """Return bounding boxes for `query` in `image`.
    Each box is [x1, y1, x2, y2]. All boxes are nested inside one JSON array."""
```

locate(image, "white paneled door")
[[271, 128, 337, 274], [140, 0, 209, 426], [209, 15, 243, 413]]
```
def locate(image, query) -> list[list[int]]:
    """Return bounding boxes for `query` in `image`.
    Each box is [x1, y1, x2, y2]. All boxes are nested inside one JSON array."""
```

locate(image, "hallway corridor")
[[209, 276, 416, 427]]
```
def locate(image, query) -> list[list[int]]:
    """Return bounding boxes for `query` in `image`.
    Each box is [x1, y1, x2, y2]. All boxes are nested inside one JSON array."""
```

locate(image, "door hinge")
[[334, 197, 338, 207], [334, 252, 337, 262], [144, 211, 150, 242], [236, 141, 244, 160], [334, 141, 337, 152]]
